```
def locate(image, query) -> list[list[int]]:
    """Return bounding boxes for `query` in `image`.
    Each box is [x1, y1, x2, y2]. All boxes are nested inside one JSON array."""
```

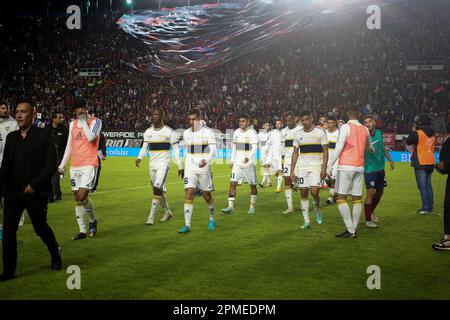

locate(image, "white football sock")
[[207, 200, 215, 221], [337, 201, 355, 234], [352, 201, 363, 231], [160, 194, 170, 212], [75, 205, 87, 233], [285, 189, 293, 210], [277, 176, 282, 189], [84, 198, 96, 223], [150, 196, 161, 219], [184, 202, 193, 227], [228, 197, 235, 209], [301, 199, 310, 224], [250, 195, 257, 209], [312, 196, 320, 215], [18, 214, 25, 227]]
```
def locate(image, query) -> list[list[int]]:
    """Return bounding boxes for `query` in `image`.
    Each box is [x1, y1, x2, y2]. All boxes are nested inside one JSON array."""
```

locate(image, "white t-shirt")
[[137, 125, 182, 169], [281, 125, 303, 161], [232, 128, 258, 167], [293, 127, 329, 170], [183, 126, 216, 174], [258, 131, 269, 151]]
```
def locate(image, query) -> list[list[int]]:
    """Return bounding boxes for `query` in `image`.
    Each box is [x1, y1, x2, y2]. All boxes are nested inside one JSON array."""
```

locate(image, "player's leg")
[[70, 168, 87, 240], [432, 176, 450, 250], [335, 170, 356, 238], [200, 171, 216, 230], [310, 186, 322, 225], [364, 187, 378, 228], [371, 188, 384, 223], [283, 164, 294, 213], [300, 187, 310, 229], [222, 167, 239, 214], [146, 169, 160, 225], [350, 172, 364, 234], [247, 166, 258, 214], [179, 173, 197, 233], [275, 169, 283, 193]]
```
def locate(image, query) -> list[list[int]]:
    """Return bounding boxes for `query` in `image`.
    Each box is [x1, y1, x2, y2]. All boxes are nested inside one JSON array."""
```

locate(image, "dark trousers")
[[2, 188, 59, 275], [445, 176, 450, 235], [51, 171, 62, 200], [93, 157, 102, 191]]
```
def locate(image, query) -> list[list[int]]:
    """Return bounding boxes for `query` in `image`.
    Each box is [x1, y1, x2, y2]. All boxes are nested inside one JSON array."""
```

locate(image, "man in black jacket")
[[47, 112, 68, 201], [0, 101, 62, 281], [433, 136, 450, 251]]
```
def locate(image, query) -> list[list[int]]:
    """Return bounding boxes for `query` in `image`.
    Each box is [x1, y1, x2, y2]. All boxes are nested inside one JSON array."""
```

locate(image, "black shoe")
[[51, 249, 62, 271], [325, 199, 332, 206], [432, 239, 450, 251], [258, 183, 264, 188], [89, 220, 98, 237], [0, 273, 16, 282], [72, 232, 87, 240], [54, 196, 62, 201], [335, 230, 356, 238], [48, 197, 55, 203]]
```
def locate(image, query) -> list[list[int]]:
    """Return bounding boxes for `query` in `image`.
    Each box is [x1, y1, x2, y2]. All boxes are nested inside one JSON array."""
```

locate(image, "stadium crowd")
[[0, 0, 449, 136]]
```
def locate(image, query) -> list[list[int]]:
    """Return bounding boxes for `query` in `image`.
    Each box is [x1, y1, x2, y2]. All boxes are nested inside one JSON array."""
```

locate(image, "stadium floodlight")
[[126, 0, 132, 4]]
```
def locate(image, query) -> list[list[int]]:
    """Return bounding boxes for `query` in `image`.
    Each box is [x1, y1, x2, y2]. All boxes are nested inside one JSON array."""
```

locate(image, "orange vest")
[[339, 122, 367, 167], [71, 118, 100, 167], [413, 130, 435, 166]]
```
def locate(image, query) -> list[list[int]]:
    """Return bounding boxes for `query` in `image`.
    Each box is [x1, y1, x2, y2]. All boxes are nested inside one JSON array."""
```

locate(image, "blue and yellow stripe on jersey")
[[188, 144, 210, 154], [284, 139, 294, 148], [328, 141, 336, 150], [299, 143, 323, 154], [146, 140, 171, 151]]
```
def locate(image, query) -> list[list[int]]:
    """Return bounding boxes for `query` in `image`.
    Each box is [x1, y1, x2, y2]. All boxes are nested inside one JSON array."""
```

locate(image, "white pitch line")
[[92, 175, 228, 195]]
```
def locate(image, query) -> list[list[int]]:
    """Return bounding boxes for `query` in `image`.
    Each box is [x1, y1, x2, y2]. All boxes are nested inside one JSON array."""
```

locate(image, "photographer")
[[432, 136, 450, 251], [406, 114, 436, 215]]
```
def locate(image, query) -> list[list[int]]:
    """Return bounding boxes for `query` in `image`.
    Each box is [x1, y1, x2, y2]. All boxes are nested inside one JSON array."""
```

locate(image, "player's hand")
[[24, 185, 35, 195], [264, 164, 270, 168], [320, 169, 327, 180], [436, 162, 445, 172], [389, 161, 395, 170], [101, 155, 107, 161], [58, 166, 65, 175], [178, 169, 184, 179], [199, 159, 207, 168], [243, 157, 249, 164], [135, 159, 141, 167]]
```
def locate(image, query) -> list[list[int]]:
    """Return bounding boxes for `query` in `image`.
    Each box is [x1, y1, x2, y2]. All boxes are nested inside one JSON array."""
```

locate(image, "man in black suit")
[[0, 101, 62, 281]]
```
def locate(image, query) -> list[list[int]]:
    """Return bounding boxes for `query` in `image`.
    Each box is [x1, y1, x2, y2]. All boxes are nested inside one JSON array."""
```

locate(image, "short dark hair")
[[16, 100, 34, 110], [238, 113, 250, 120], [347, 106, 360, 115], [72, 98, 87, 109], [187, 108, 201, 118], [153, 107, 166, 119], [0, 101, 7, 107], [299, 110, 310, 118], [363, 115, 374, 121], [327, 115, 337, 121], [284, 111, 295, 119]]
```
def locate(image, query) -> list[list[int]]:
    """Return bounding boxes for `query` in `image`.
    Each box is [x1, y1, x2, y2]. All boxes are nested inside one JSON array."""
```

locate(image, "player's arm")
[[246, 131, 258, 165], [321, 131, 329, 179], [135, 132, 149, 168], [230, 130, 236, 168], [58, 121, 73, 173], [200, 129, 216, 168], [170, 130, 184, 177], [80, 117, 102, 142], [384, 146, 395, 170], [290, 145, 299, 183], [280, 132, 286, 168]]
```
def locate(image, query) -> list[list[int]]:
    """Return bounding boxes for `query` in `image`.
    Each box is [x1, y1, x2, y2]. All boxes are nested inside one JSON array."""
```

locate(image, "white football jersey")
[[0, 116, 18, 165], [293, 127, 329, 169], [138, 125, 181, 169], [183, 126, 216, 174], [258, 131, 269, 150], [232, 127, 258, 167], [281, 125, 303, 161], [326, 128, 339, 166]]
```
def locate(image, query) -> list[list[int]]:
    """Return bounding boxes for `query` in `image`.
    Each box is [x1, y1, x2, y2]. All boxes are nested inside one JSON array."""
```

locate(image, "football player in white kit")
[[0, 102, 20, 240], [258, 122, 271, 188], [266, 119, 283, 193], [135, 108, 183, 225], [291, 111, 329, 230], [325, 115, 339, 206], [280, 112, 302, 214], [222, 114, 259, 214], [178, 108, 217, 233]]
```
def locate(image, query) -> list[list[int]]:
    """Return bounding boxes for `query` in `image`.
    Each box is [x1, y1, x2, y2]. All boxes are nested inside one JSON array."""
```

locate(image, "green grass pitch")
[[0, 158, 448, 299]]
